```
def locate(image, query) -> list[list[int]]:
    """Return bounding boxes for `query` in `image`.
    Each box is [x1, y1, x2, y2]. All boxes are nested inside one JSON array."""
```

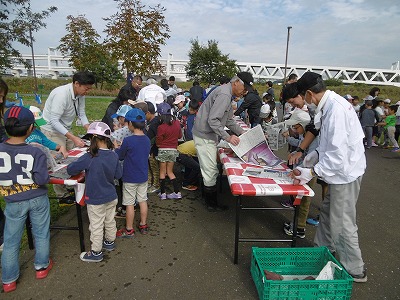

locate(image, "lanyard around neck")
[[73, 98, 80, 117]]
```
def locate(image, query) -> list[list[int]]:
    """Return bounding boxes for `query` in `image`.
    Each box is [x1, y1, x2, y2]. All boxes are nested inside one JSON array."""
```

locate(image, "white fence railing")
[[5, 49, 400, 87]]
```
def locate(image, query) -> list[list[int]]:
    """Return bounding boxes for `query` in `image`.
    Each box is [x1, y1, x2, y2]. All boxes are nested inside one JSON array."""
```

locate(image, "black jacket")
[[234, 90, 262, 125], [189, 85, 205, 101]]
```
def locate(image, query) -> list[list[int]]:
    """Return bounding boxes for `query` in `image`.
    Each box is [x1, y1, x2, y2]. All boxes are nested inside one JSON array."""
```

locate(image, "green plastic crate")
[[251, 247, 353, 300]]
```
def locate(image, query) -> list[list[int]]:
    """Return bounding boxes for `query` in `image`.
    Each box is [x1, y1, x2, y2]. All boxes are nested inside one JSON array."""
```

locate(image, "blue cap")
[[157, 102, 172, 115], [4, 106, 35, 126], [125, 108, 146, 122], [111, 104, 132, 119]]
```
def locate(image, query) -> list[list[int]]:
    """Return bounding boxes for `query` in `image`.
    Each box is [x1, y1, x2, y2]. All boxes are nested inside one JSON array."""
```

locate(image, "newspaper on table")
[[242, 167, 293, 183], [263, 122, 287, 151], [228, 125, 283, 168]]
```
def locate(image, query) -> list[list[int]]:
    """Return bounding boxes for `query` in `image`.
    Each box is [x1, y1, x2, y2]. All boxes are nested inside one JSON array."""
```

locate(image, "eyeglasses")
[[291, 125, 301, 130], [78, 84, 92, 92]]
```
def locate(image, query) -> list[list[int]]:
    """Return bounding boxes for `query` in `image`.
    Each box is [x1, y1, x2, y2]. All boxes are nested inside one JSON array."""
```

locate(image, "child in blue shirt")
[[183, 100, 199, 141], [1, 106, 52, 293], [25, 106, 69, 169], [115, 108, 151, 237], [67, 122, 122, 262]]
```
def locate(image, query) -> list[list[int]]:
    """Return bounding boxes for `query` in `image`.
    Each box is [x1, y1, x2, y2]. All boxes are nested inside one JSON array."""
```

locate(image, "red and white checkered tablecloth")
[[49, 148, 86, 185], [233, 116, 250, 132], [218, 148, 314, 198]]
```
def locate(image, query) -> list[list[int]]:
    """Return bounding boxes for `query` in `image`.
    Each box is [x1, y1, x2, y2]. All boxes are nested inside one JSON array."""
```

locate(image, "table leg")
[[291, 197, 300, 247], [75, 203, 85, 253], [26, 216, 34, 250], [234, 195, 241, 264], [218, 163, 223, 193]]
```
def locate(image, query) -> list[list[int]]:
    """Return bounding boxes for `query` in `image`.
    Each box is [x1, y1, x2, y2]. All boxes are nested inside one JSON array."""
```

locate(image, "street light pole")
[[29, 27, 38, 93], [283, 26, 292, 85]]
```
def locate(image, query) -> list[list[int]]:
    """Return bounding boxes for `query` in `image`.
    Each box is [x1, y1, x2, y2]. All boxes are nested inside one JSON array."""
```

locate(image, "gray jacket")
[[192, 84, 245, 143]]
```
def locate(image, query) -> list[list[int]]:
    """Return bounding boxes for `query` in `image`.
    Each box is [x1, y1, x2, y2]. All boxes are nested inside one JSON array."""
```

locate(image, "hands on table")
[[58, 145, 69, 158], [289, 167, 314, 185], [227, 135, 240, 146]]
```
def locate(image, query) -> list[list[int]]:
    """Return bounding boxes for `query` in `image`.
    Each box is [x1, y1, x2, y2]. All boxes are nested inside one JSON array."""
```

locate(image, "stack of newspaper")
[[228, 125, 283, 168]]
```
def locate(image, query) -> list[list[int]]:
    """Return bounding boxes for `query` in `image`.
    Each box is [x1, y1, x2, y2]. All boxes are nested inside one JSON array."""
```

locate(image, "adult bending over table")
[[192, 72, 254, 212], [42, 71, 95, 197], [291, 72, 367, 283]]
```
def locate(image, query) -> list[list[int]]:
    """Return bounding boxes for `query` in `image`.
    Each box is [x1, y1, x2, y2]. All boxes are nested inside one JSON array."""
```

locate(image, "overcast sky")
[[12, 0, 400, 70]]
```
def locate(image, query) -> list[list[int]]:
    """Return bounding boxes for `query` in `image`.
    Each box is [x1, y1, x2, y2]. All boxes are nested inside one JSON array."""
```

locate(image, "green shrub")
[[324, 78, 343, 86]]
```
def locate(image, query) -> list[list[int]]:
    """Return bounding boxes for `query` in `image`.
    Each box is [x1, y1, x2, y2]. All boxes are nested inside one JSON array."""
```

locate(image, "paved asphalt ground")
[[1, 139, 400, 299]]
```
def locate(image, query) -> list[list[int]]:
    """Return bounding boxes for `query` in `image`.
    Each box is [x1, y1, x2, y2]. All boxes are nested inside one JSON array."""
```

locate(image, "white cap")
[[127, 99, 144, 106], [146, 78, 157, 85], [154, 92, 165, 105], [396, 101, 400, 106], [363, 95, 374, 101], [87, 122, 111, 138], [259, 104, 271, 118], [27, 105, 47, 126], [344, 94, 354, 100], [174, 95, 185, 105], [383, 98, 391, 104], [284, 108, 311, 128]]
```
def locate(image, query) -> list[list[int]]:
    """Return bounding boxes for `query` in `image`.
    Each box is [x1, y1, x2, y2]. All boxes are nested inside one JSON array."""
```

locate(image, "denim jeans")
[[363, 126, 373, 148], [1, 194, 51, 284], [0, 208, 5, 245]]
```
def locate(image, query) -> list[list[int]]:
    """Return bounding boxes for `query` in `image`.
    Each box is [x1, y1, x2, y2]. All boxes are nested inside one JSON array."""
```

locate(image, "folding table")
[[26, 148, 87, 252], [218, 148, 315, 264]]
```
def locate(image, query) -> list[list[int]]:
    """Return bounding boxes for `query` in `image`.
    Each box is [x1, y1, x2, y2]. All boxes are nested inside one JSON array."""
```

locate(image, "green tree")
[[58, 15, 101, 72], [58, 15, 122, 89], [85, 46, 122, 89], [186, 38, 238, 84], [103, 0, 170, 76], [0, 0, 57, 78]]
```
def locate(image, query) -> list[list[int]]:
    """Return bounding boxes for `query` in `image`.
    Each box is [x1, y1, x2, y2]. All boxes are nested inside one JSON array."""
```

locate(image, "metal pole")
[[29, 27, 38, 93], [283, 26, 292, 85], [166, 53, 172, 77]]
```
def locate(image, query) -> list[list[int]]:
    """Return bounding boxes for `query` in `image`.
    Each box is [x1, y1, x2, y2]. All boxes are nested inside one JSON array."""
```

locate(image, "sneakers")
[[391, 147, 400, 152], [182, 185, 198, 191], [351, 269, 368, 283], [371, 142, 379, 147], [115, 207, 126, 218], [138, 224, 149, 235], [116, 227, 135, 238], [306, 217, 319, 226], [167, 192, 182, 199], [3, 281, 17, 293], [80, 250, 103, 262], [148, 185, 160, 194], [207, 204, 229, 212], [283, 222, 305, 239], [102, 240, 115, 252], [281, 199, 293, 208], [58, 194, 75, 206], [158, 192, 167, 200], [36, 259, 53, 279]]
